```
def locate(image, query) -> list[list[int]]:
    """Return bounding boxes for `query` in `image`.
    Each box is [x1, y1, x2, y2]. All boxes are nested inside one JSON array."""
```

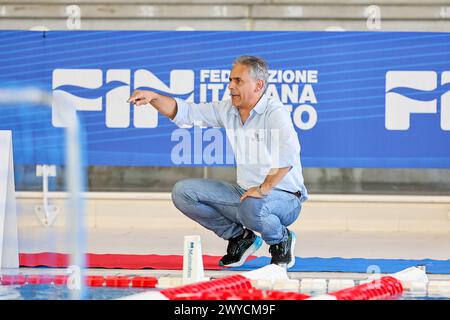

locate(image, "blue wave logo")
[[386, 83, 450, 101], [53, 81, 128, 100]]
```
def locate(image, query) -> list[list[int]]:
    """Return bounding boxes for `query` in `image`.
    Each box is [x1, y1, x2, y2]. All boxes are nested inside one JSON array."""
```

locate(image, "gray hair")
[[233, 56, 269, 91]]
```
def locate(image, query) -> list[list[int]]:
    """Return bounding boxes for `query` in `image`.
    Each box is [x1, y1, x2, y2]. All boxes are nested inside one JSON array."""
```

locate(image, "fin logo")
[[52, 69, 194, 128], [385, 71, 450, 130]]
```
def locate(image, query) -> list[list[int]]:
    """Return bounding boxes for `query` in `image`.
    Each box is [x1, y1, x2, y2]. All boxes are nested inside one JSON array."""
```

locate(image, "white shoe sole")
[[287, 231, 297, 269]]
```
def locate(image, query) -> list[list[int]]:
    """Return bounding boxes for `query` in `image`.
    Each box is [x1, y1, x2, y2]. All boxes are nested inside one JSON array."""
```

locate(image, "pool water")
[[0, 284, 152, 300], [1, 284, 449, 300]]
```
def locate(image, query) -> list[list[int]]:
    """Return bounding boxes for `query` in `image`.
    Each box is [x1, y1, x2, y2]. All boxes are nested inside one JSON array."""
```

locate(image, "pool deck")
[[9, 192, 450, 291], [12, 228, 450, 282], [18, 227, 450, 260]]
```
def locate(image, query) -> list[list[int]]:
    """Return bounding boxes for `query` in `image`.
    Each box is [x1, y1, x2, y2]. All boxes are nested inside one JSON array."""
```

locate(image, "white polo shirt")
[[172, 94, 308, 203]]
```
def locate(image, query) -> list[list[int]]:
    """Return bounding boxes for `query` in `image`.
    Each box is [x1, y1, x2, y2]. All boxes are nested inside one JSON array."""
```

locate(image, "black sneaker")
[[269, 229, 296, 269], [219, 229, 263, 267]]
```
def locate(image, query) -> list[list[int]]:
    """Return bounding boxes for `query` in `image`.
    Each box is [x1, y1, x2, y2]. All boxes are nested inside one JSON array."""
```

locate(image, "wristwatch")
[[257, 184, 269, 197]]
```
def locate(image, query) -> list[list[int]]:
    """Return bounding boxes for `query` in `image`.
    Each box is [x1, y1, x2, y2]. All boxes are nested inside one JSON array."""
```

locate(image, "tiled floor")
[[10, 267, 450, 282]]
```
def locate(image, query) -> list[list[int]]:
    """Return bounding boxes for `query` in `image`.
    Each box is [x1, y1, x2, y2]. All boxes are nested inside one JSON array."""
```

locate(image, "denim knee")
[[171, 179, 196, 209]]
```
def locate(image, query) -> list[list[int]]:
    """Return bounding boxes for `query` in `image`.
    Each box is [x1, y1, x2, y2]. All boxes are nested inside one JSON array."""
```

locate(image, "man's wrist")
[[147, 92, 157, 104], [258, 183, 271, 196]]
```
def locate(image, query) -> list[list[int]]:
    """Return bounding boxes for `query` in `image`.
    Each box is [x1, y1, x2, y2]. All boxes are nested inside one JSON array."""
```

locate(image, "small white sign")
[[182, 235, 206, 285], [0, 130, 19, 269]]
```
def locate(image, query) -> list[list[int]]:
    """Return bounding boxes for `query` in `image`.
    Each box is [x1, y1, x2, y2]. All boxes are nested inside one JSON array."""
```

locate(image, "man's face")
[[228, 63, 264, 109]]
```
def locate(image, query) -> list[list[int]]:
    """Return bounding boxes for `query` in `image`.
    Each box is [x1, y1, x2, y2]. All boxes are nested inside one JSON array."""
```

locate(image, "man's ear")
[[256, 79, 264, 92]]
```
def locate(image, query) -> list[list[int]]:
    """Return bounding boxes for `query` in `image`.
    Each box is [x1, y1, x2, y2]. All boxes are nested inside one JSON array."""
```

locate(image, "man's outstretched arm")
[[128, 90, 177, 120], [128, 89, 223, 128]]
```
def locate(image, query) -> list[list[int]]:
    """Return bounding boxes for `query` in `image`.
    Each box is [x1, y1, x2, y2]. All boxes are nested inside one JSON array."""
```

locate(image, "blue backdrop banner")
[[0, 30, 449, 168]]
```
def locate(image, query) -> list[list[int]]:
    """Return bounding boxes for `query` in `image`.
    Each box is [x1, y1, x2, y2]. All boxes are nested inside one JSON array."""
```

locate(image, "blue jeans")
[[171, 178, 302, 245]]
